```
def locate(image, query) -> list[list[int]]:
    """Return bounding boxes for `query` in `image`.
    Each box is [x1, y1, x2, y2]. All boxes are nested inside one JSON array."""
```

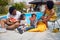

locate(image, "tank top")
[[45, 9, 57, 21]]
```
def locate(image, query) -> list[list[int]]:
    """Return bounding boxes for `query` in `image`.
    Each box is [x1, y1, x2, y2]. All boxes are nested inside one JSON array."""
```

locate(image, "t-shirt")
[[20, 20, 27, 25], [7, 11, 21, 21], [19, 20, 28, 29]]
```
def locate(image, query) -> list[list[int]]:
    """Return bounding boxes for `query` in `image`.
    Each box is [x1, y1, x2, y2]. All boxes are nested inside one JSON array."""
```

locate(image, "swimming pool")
[[0, 12, 43, 24]]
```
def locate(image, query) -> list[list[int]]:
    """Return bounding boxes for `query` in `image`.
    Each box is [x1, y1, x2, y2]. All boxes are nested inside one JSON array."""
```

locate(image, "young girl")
[[42, 1, 57, 28]]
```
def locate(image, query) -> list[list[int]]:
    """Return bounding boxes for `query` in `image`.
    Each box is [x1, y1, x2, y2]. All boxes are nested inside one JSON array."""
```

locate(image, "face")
[[23, 16, 25, 20], [32, 15, 36, 19], [12, 9, 16, 15]]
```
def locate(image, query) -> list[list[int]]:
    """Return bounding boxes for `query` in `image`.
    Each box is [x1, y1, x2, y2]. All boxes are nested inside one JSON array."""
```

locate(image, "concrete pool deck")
[[0, 16, 60, 40], [0, 19, 60, 40], [0, 30, 60, 40]]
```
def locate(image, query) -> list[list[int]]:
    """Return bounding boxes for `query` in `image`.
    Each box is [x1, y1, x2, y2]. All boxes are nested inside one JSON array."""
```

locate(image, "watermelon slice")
[[10, 18, 16, 22]]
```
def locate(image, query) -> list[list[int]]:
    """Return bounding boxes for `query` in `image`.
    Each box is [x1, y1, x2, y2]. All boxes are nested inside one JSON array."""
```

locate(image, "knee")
[[15, 22, 20, 26], [1, 19, 6, 22]]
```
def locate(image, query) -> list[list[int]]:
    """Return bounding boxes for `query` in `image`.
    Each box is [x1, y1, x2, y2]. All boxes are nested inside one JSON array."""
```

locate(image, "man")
[[0, 7, 21, 32]]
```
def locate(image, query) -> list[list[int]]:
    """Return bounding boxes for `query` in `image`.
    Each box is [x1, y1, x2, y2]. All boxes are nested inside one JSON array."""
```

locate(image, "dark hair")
[[19, 14, 25, 20], [32, 14, 36, 17], [46, 1, 54, 10], [9, 7, 16, 15]]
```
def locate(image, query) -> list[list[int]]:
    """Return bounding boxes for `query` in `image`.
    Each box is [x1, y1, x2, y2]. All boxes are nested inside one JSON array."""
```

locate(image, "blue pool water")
[[0, 12, 43, 24]]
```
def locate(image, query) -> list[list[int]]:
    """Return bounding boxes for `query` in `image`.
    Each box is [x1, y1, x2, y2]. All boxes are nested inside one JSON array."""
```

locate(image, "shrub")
[[12, 2, 27, 13]]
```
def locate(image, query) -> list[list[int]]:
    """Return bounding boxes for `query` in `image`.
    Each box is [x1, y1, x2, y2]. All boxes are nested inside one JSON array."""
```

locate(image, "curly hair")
[[19, 14, 25, 20], [9, 7, 16, 15], [46, 1, 54, 10], [32, 14, 36, 17]]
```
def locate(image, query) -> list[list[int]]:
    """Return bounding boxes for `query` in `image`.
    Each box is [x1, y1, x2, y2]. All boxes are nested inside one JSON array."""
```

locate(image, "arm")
[[43, 9, 46, 16], [30, 17, 33, 21], [41, 9, 46, 20], [46, 10, 54, 21], [6, 18, 13, 25], [42, 9, 55, 22]]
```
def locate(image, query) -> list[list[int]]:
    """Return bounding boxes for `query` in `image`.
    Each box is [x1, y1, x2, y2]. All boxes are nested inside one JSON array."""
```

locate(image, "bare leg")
[[42, 16, 48, 28], [0, 19, 7, 28], [7, 22, 20, 30], [28, 28, 39, 32], [42, 19, 48, 28], [0, 19, 7, 32]]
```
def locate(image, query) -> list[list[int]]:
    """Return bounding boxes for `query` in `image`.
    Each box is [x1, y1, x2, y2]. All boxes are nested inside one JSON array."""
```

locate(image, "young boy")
[[17, 14, 28, 34], [25, 14, 37, 31]]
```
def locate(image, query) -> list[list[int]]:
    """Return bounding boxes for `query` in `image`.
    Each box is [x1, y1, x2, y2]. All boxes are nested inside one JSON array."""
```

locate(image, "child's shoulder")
[[51, 9, 55, 13]]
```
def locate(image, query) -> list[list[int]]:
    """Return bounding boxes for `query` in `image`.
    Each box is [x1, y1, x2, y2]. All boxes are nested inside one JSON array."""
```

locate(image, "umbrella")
[[29, 0, 52, 4]]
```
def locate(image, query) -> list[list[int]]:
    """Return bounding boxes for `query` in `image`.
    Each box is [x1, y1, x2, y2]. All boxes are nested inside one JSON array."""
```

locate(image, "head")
[[9, 7, 16, 15], [19, 14, 25, 20], [31, 14, 36, 18], [45, 1, 54, 10]]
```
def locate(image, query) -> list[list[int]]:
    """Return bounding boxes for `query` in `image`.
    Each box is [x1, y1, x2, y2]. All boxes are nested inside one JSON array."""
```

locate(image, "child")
[[25, 14, 37, 31], [0, 7, 21, 32], [17, 14, 27, 34], [42, 1, 57, 28], [30, 14, 37, 28]]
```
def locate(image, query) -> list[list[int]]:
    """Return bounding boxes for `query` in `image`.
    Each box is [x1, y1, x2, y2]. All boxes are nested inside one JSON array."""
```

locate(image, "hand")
[[42, 16, 47, 20]]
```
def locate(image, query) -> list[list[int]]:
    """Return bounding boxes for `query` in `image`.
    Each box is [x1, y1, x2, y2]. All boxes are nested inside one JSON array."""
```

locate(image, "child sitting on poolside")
[[42, 1, 57, 28], [17, 14, 28, 34], [30, 14, 37, 28], [25, 14, 37, 31]]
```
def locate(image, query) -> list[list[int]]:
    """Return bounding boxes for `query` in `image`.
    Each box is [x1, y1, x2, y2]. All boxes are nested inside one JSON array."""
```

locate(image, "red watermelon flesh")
[[10, 18, 16, 22]]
